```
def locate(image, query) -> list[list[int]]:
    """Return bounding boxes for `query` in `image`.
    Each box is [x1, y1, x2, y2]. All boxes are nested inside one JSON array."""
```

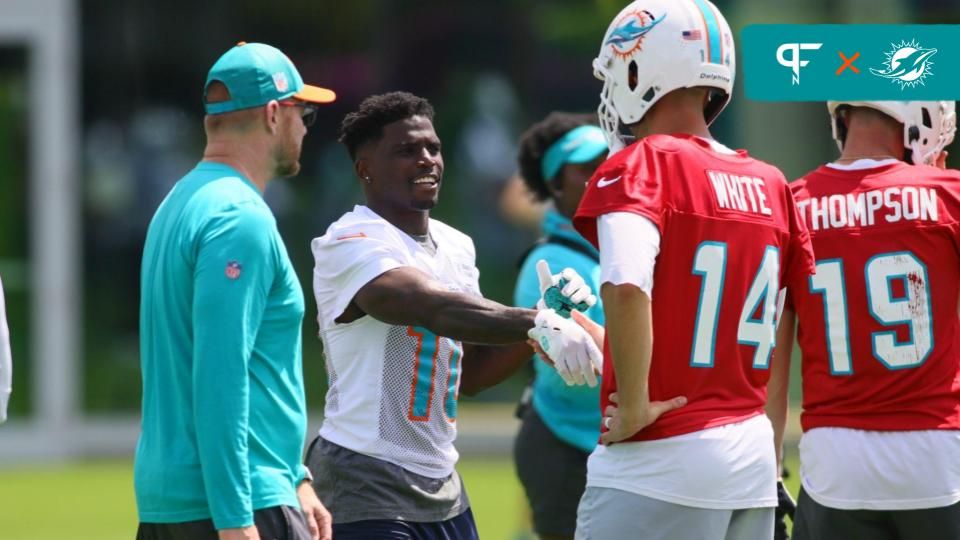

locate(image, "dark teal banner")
[[742, 25, 960, 101]]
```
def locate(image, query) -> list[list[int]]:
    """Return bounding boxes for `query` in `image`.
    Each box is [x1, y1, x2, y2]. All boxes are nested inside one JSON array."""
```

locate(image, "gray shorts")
[[306, 436, 470, 524], [575, 486, 774, 540]]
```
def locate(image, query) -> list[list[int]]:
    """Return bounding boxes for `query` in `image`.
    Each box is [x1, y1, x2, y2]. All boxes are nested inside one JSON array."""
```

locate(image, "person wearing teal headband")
[[513, 112, 607, 540], [540, 125, 609, 189]]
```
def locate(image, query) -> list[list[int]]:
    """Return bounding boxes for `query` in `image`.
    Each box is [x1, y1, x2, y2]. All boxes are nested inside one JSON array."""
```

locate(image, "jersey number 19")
[[809, 251, 932, 374]]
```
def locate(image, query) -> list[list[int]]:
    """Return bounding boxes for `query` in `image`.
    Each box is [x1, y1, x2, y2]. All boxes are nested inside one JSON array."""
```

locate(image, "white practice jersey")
[[311, 205, 481, 478]]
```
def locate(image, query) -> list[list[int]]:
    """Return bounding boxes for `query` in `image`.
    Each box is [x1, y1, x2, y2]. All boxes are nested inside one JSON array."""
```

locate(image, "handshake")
[[528, 260, 604, 387]]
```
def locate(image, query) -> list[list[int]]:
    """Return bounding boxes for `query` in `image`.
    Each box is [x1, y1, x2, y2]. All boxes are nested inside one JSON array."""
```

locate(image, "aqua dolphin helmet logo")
[[605, 9, 665, 58], [870, 39, 937, 90]]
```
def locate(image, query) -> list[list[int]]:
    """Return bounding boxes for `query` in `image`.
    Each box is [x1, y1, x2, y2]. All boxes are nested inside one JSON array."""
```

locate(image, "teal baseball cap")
[[204, 42, 336, 115], [541, 125, 608, 181]]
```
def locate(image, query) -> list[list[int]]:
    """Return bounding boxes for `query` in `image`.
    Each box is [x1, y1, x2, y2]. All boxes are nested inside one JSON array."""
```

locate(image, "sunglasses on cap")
[[279, 100, 319, 127]]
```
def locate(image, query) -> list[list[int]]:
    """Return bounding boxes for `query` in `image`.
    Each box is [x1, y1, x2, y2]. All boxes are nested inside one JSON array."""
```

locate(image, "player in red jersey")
[[549, 1, 816, 538], [772, 100, 960, 540]]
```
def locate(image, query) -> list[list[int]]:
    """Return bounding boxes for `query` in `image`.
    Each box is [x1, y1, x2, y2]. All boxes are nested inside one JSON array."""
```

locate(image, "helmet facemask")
[[594, 57, 636, 154]]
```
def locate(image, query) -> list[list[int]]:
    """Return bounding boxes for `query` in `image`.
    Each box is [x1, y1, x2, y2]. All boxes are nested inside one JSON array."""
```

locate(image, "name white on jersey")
[[797, 187, 938, 231], [707, 171, 773, 216]]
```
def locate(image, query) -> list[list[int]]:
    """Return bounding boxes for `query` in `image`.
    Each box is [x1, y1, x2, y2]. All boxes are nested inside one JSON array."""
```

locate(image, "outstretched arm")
[[338, 250, 598, 393], [352, 266, 535, 344], [458, 342, 534, 396], [351, 263, 598, 394]]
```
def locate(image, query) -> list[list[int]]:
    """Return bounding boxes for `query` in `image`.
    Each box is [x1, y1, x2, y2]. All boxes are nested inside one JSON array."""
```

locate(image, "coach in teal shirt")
[[135, 43, 335, 539]]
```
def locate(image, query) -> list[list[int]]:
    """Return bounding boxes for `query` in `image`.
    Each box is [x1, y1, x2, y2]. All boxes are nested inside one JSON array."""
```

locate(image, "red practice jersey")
[[574, 134, 815, 443], [789, 162, 960, 432]]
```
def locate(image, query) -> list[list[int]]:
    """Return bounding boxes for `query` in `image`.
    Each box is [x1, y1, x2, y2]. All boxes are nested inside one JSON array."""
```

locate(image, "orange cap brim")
[[294, 84, 336, 104]]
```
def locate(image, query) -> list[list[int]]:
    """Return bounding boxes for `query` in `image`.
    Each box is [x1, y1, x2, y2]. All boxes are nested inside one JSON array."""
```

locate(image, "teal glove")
[[543, 279, 592, 318], [536, 260, 597, 318]]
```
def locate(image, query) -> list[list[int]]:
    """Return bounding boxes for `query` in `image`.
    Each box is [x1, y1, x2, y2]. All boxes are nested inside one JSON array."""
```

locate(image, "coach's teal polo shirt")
[[135, 161, 308, 529], [515, 209, 603, 453]]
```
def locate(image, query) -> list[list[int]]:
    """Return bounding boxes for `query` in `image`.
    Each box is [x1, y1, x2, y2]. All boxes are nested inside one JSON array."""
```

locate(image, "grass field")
[[0, 453, 801, 540]]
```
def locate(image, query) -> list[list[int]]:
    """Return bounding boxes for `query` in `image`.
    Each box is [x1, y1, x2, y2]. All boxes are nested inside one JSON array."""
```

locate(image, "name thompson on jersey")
[[797, 185, 939, 231]]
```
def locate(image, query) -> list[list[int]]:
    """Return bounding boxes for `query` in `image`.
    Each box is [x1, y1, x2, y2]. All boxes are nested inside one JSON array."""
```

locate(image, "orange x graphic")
[[836, 51, 860, 75]]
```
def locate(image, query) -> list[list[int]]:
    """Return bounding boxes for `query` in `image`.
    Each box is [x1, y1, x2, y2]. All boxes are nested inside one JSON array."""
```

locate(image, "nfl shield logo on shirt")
[[225, 260, 242, 280]]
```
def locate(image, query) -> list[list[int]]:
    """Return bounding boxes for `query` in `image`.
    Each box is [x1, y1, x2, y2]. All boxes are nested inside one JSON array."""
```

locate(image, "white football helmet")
[[827, 101, 957, 165], [593, 0, 735, 152]]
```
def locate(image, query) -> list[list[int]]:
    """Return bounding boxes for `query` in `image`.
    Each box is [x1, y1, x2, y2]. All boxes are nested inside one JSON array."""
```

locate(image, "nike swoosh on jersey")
[[597, 176, 622, 188]]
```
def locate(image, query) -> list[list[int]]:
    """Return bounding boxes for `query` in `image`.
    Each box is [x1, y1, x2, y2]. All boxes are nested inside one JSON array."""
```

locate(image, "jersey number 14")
[[691, 242, 781, 368]]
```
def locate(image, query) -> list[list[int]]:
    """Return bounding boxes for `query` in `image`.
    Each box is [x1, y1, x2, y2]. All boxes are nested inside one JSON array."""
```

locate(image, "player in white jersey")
[[308, 92, 601, 540]]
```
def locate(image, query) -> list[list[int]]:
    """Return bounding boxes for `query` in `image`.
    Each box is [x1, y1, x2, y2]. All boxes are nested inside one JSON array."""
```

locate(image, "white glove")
[[529, 309, 603, 387], [536, 260, 597, 315]]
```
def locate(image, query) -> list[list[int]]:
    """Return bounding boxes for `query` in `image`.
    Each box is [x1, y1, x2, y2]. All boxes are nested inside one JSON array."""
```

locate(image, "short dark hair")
[[338, 91, 436, 160], [517, 112, 599, 202]]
